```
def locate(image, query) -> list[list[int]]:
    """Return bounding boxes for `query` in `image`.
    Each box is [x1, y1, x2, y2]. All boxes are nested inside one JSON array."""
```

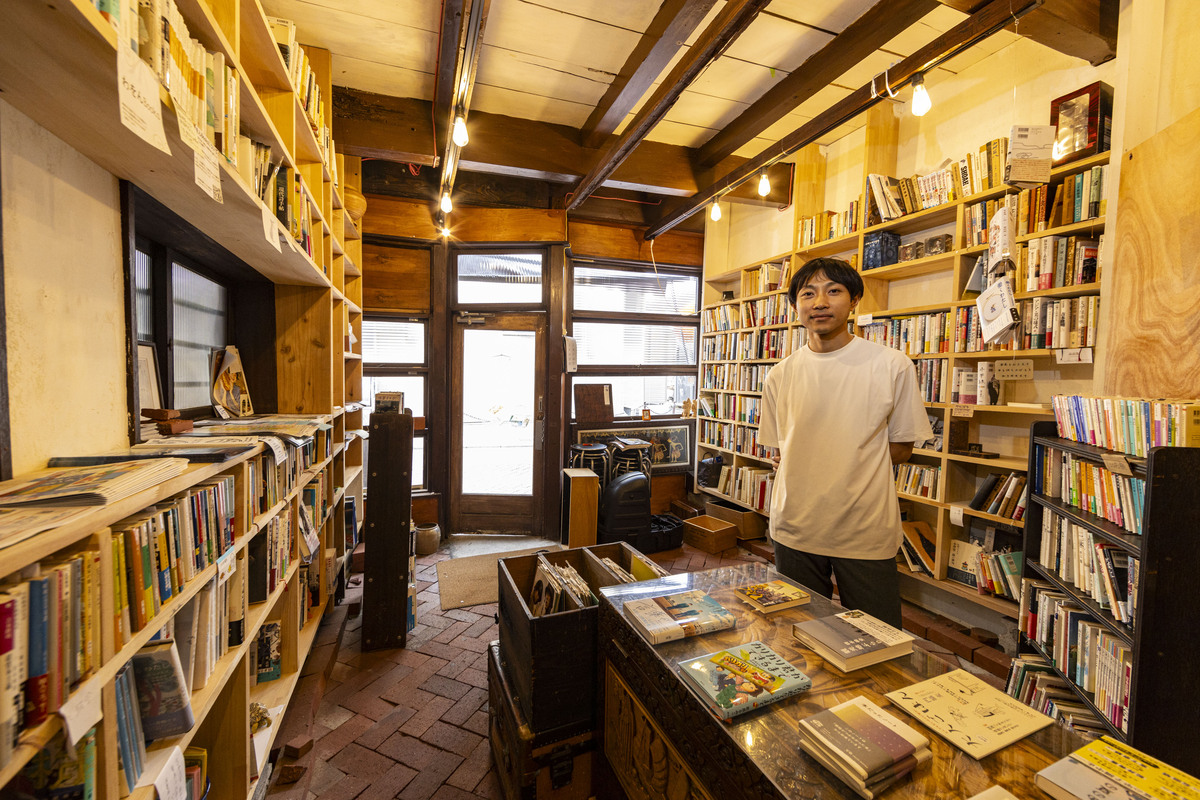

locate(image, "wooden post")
[[362, 412, 414, 650]]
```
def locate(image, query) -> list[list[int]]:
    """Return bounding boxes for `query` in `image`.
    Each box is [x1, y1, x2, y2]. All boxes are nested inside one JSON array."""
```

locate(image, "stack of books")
[[792, 610, 915, 672], [798, 696, 931, 798]]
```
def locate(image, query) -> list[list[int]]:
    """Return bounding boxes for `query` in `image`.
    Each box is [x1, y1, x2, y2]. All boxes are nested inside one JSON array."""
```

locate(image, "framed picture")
[[1050, 81, 1113, 166], [137, 344, 162, 411], [577, 423, 691, 473]]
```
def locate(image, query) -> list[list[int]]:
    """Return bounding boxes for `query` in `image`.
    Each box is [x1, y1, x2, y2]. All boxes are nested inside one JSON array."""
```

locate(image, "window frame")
[[452, 248, 548, 311], [361, 312, 431, 489]]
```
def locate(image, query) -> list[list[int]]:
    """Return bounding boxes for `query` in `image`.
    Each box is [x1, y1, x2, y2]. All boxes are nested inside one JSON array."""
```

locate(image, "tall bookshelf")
[[697, 109, 1108, 618], [0, 0, 362, 795], [1018, 419, 1200, 773]]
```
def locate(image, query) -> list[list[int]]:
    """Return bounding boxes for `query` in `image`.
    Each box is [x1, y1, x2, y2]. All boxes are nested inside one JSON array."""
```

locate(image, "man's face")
[[795, 272, 856, 336]]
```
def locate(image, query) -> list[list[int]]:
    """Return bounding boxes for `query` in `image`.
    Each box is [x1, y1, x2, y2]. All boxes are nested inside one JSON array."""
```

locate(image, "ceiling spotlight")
[[757, 172, 770, 197], [710, 200, 722, 222], [911, 73, 932, 117], [441, 226, 451, 238], [452, 116, 469, 147], [440, 192, 453, 214]]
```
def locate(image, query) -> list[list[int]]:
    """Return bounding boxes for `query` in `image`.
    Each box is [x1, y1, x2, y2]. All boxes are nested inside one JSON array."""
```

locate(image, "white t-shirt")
[[758, 337, 934, 560]]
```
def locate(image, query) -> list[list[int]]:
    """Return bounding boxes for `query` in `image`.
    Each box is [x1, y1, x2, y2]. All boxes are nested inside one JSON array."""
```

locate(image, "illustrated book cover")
[[732, 579, 811, 613], [886, 669, 1053, 759], [1037, 735, 1200, 800], [130, 641, 196, 740], [677, 640, 811, 720], [792, 610, 914, 672], [210, 345, 254, 418], [623, 589, 736, 645]]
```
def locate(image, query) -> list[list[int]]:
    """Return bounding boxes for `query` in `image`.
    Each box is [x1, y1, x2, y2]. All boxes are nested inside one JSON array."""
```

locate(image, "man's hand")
[[890, 442, 914, 464], [771, 451, 781, 470]]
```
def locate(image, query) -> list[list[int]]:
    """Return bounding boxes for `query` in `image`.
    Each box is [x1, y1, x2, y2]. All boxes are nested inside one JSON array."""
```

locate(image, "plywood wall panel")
[[570, 220, 703, 265], [1100, 104, 1200, 398], [363, 243, 431, 313]]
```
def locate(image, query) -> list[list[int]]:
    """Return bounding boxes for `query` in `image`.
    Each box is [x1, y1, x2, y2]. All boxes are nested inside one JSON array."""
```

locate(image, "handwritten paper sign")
[[952, 404, 975, 418], [136, 745, 187, 800], [950, 505, 966, 527], [995, 359, 1034, 381], [117, 48, 170, 154], [1102, 452, 1134, 477], [856, 313, 874, 326], [58, 680, 102, 748], [194, 141, 224, 203], [263, 205, 282, 251], [1055, 347, 1093, 364]]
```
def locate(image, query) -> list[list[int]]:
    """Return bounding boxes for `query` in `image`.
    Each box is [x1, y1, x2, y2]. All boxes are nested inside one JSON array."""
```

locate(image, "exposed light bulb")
[[710, 201, 722, 222], [757, 172, 770, 197], [440, 226, 451, 238], [452, 116, 469, 147], [911, 74, 932, 117], [440, 192, 453, 213]]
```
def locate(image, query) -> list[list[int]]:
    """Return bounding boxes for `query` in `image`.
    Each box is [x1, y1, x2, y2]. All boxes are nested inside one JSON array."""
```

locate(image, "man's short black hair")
[[788, 257, 864, 306]]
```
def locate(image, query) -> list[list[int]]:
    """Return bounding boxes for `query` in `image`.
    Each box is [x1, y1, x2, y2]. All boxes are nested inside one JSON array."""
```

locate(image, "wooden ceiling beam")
[[580, 0, 719, 149], [438, 0, 490, 225], [433, 0, 465, 155], [566, 0, 773, 211], [644, 0, 1042, 239], [937, 0, 1116, 65], [696, 0, 938, 169]]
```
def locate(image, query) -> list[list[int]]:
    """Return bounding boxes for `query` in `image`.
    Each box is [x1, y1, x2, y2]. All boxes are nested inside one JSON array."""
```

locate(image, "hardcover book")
[[732, 579, 811, 613], [886, 669, 1052, 759], [623, 589, 736, 645], [677, 641, 811, 720], [792, 610, 914, 672], [131, 641, 196, 740]]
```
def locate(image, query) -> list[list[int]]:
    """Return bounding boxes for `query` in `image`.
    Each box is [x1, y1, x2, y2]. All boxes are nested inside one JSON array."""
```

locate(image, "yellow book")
[[1071, 736, 1200, 799]]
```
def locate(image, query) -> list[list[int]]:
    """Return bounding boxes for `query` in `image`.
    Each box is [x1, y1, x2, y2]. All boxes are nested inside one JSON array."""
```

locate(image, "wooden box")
[[584, 541, 666, 584], [498, 548, 617, 732], [704, 499, 767, 540], [682, 515, 737, 553], [561, 468, 599, 548], [489, 642, 594, 800]]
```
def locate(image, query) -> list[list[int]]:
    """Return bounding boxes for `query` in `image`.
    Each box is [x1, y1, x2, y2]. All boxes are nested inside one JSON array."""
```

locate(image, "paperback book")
[[732, 579, 811, 613], [0, 459, 189, 507], [677, 640, 811, 720], [792, 610, 915, 672], [1035, 736, 1200, 800], [131, 641, 196, 740], [623, 589, 736, 645]]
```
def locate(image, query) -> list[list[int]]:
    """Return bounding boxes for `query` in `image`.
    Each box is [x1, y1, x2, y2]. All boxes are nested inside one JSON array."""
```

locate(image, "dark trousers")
[[773, 542, 902, 629]]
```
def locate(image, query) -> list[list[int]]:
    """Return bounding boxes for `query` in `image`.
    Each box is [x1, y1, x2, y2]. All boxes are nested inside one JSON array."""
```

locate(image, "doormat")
[[436, 546, 560, 611]]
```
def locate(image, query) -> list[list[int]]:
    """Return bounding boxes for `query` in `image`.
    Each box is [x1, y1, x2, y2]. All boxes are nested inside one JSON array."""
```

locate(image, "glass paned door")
[[450, 313, 546, 534]]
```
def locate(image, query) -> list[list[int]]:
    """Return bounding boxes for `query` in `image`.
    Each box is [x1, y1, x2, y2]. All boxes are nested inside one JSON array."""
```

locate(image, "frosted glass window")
[[457, 253, 543, 304], [171, 263, 228, 408], [362, 320, 425, 364], [134, 246, 153, 342], [573, 266, 697, 315], [573, 322, 696, 366]]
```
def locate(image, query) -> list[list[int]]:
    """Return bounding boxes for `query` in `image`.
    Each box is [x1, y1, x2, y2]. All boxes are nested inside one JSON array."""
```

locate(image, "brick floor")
[[294, 541, 764, 799]]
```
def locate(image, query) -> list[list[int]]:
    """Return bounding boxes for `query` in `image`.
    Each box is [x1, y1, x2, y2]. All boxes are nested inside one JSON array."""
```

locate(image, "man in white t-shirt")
[[758, 258, 933, 627]]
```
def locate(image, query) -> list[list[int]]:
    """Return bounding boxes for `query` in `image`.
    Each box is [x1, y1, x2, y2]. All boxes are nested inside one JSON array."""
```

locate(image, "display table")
[[597, 563, 1083, 800]]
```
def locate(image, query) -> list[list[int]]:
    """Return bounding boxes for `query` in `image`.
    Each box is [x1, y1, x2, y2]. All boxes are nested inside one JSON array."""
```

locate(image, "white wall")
[[2, 99, 128, 475]]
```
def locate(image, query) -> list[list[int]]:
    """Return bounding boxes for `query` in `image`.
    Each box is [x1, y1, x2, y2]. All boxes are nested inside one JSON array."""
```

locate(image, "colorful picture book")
[[792, 610, 915, 672], [1036, 736, 1200, 800], [886, 669, 1053, 759], [678, 641, 811, 720], [732, 579, 810, 613], [623, 589, 736, 645], [798, 696, 931, 799], [131, 640, 196, 739]]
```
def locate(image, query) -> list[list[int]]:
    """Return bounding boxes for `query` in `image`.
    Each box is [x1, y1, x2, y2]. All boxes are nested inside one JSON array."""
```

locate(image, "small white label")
[[1055, 347, 1094, 364], [194, 141, 224, 203], [1102, 452, 1133, 477], [263, 205, 282, 252], [58, 681, 102, 748], [856, 313, 874, 326], [950, 505, 965, 526], [117, 48, 171, 154], [137, 745, 187, 798], [952, 404, 975, 418], [217, 549, 237, 585], [176, 112, 202, 153], [995, 358, 1035, 381]]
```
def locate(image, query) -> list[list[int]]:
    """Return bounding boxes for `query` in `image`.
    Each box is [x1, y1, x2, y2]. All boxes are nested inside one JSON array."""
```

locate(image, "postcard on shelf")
[[732, 579, 810, 613], [678, 641, 811, 720], [1006, 125, 1055, 187], [210, 345, 253, 418], [623, 589, 736, 645], [792, 610, 914, 672], [886, 669, 1053, 759]]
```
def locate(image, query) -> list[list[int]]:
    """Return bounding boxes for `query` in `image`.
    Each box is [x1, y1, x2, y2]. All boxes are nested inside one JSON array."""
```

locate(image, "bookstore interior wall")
[[0, 101, 130, 475]]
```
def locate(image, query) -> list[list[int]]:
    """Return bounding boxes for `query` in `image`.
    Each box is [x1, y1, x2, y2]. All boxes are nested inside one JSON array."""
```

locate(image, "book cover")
[[677, 641, 811, 720], [792, 610, 914, 672], [900, 521, 938, 576], [886, 669, 1053, 759], [1062, 735, 1199, 799], [1036, 751, 1143, 800], [623, 589, 736, 645], [255, 622, 281, 683], [733, 579, 810, 613], [800, 696, 930, 780], [131, 641, 195, 740]]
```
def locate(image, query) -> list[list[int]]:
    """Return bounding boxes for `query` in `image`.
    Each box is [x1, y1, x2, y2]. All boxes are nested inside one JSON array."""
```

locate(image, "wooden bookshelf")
[[0, 0, 364, 793]]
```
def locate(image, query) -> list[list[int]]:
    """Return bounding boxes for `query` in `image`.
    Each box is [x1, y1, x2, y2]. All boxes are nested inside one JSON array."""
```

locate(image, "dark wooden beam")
[[644, 0, 1043, 239], [696, 0, 938, 168], [433, 0, 465, 155], [439, 0, 491, 223], [937, 0, 1116, 65], [580, 0, 719, 149], [566, 0, 773, 211]]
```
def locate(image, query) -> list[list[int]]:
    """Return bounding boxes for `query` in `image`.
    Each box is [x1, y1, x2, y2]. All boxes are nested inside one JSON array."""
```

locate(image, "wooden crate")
[[705, 499, 768, 540], [497, 549, 616, 733], [584, 541, 666, 583], [489, 642, 595, 800], [682, 515, 737, 553]]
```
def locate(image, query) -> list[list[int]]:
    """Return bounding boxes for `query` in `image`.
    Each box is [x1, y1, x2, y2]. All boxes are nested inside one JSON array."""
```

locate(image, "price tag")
[[117, 47, 171, 154], [58, 680, 102, 748], [856, 313, 874, 326], [952, 404, 975, 418], [950, 505, 965, 526], [263, 205, 282, 252], [995, 358, 1034, 381], [194, 141, 224, 203], [1102, 452, 1133, 476], [1055, 347, 1093, 364]]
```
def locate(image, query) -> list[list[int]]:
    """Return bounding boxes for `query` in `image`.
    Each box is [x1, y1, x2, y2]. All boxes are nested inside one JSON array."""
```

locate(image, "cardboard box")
[[682, 515, 737, 554], [705, 500, 768, 540]]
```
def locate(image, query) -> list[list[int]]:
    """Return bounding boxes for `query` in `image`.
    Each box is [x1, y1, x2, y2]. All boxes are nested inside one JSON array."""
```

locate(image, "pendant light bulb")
[[452, 116, 469, 147], [757, 172, 770, 197], [440, 226, 451, 238], [440, 192, 453, 214], [710, 200, 722, 222], [911, 74, 932, 117]]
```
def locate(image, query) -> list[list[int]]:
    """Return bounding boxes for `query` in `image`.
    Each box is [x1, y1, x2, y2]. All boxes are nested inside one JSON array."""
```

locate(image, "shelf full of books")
[[1008, 413, 1200, 774]]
